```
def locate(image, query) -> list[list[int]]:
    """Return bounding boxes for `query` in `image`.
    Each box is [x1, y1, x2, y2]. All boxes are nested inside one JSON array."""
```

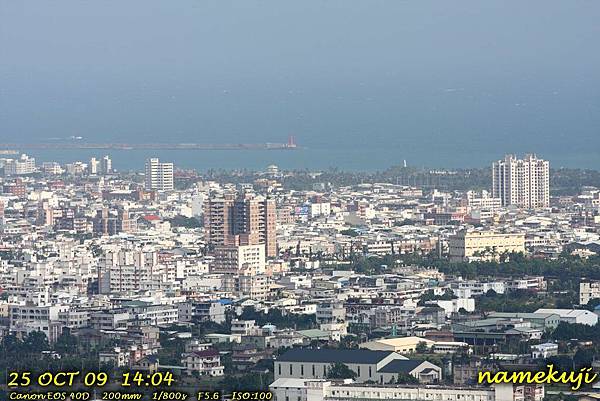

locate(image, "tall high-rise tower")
[[492, 154, 549, 209], [144, 158, 174, 191], [204, 192, 277, 257], [89, 157, 99, 175], [101, 155, 112, 174]]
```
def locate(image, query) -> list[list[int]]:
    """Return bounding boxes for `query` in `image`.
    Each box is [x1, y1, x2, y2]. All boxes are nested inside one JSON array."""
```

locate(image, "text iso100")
[[231, 392, 272, 400]]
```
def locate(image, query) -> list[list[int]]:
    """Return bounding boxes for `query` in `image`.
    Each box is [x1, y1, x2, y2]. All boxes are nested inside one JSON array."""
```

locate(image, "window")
[[289, 365, 293, 375], [301, 365, 304, 376], [369, 366, 372, 377], [278, 364, 281, 375]]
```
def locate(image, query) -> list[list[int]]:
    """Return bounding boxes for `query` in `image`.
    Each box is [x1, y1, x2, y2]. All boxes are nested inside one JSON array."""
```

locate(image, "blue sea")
[[2, 1, 599, 171], [21, 144, 600, 173]]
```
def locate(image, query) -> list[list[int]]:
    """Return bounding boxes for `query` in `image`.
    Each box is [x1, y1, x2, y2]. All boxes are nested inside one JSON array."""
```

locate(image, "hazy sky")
[[1, 0, 599, 167]]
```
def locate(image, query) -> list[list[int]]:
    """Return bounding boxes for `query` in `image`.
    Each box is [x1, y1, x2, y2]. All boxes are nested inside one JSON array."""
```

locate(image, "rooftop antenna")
[[403, 159, 407, 168]]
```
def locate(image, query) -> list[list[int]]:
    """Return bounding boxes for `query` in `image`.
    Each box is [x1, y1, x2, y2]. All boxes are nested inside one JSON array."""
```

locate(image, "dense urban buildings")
[[4, 1, 598, 397], [2, 154, 36, 176], [0, 151, 598, 400]]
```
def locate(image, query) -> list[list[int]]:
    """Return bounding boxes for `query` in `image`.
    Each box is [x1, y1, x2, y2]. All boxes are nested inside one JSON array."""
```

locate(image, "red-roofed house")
[[182, 347, 224, 376]]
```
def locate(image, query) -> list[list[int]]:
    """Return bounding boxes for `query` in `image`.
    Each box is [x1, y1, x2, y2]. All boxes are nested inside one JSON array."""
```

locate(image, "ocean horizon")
[[16, 145, 600, 172]]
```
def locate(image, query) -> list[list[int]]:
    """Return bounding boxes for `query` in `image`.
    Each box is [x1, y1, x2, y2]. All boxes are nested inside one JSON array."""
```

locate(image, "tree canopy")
[[326, 362, 357, 380]]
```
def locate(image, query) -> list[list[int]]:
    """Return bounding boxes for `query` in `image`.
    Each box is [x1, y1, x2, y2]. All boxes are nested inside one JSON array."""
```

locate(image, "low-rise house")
[[232, 344, 272, 371], [132, 355, 159, 373], [99, 346, 129, 367], [181, 340, 224, 376], [531, 343, 559, 359]]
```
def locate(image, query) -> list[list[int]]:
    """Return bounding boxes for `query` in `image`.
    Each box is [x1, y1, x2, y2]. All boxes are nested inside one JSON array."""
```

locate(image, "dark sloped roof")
[[192, 350, 219, 358], [277, 348, 392, 364], [378, 359, 423, 373]]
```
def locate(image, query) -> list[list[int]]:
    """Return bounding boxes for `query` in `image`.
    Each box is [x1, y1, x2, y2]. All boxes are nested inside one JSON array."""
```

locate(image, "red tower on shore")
[[287, 135, 297, 148]]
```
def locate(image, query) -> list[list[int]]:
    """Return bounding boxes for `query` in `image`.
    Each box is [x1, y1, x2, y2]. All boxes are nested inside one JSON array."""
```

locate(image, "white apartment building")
[[365, 241, 393, 256], [41, 162, 63, 175], [580, 281, 600, 305], [238, 274, 271, 301], [101, 155, 112, 174], [508, 277, 546, 292], [9, 303, 68, 342], [434, 298, 476, 316], [448, 230, 525, 262], [145, 158, 174, 191], [58, 309, 90, 329], [531, 343, 559, 359], [178, 300, 227, 324], [182, 349, 224, 376], [310, 202, 331, 218], [127, 303, 179, 326], [98, 249, 160, 294], [211, 244, 266, 276], [231, 319, 260, 336], [3, 154, 36, 176], [89, 157, 100, 175], [316, 301, 346, 325], [464, 190, 502, 211], [492, 154, 549, 209], [269, 380, 544, 401], [90, 310, 130, 330], [451, 280, 506, 297]]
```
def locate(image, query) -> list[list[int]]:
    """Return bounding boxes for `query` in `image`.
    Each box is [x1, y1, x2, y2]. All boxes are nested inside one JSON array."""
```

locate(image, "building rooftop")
[[378, 359, 422, 373], [535, 308, 595, 317], [277, 348, 394, 364], [370, 336, 434, 346]]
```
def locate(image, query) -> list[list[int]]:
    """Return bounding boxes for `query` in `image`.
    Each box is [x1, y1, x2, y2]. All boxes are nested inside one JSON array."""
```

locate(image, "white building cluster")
[[0, 155, 598, 394]]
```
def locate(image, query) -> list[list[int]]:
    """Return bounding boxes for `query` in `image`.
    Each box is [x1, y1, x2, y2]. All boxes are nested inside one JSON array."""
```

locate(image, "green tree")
[[24, 331, 48, 353], [167, 215, 202, 228], [326, 362, 357, 380], [416, 341, 429, 354], [396, 372, 419, 384], [584, 298, 600, 312], [54, 331, 78, 355]]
